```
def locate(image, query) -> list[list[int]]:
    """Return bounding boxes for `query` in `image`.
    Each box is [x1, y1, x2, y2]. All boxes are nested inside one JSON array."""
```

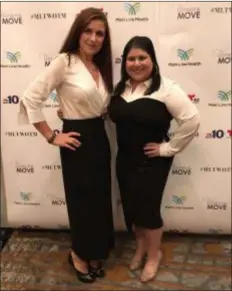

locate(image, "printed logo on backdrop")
[[205, 129, 232, 139], [208, 90, 231, 107], [42, 164, 61, 170], [16, 163, 34, 174], [14, 192, 40, 206], [214, 49, 231, 65], [200, 166, 231, 173], [168, 49, 201, 67], [44, 54, 53, 67], [177, 6, 200, 19], [5, 131, 38, 137], [172, 166, 191, 175], [46, 194, 66, 206], [115, 56, 122, 64], [3, 95, 19, 104], [211, 6, 231, 14], [31, 13, 66, 20], [1, 52, 30, 68], [44, 91, 59, 108], [1, 13, 23, 24], [115, 2, 149, 22], [165, 195, 194, 210], [188, 93, 200, 104], [207, 200, 227, 211]]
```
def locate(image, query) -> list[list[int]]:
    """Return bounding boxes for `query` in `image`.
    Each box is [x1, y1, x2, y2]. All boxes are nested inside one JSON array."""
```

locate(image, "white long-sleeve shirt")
[[18, 53, 109, 124], [122, 77, 200, 157]]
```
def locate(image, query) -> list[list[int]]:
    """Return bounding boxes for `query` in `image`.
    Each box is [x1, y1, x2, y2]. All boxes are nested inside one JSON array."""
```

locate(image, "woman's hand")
[[53, 132, 81, 151], [57, 109, 64, 120], [143, 142, 160, 158]]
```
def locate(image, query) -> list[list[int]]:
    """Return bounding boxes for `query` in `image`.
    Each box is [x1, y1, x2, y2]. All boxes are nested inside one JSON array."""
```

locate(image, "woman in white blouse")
[[108, 36, 200, 283], [18, 8, 114, 283]]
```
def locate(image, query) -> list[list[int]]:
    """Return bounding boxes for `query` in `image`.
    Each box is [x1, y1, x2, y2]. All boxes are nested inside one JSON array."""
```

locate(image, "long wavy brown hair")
[[59, 7, 113, 93]]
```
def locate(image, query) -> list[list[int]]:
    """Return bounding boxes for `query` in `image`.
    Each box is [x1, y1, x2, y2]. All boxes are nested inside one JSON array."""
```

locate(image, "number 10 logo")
[[206, 129, 232, 139]]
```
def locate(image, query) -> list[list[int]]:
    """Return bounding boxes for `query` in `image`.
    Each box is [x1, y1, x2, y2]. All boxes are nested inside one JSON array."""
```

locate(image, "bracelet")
[[47, 131, 57, 144]]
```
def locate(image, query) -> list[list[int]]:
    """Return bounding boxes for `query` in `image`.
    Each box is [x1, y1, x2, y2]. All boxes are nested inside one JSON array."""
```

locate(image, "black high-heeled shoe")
[[68, 253, 95, 283], [89, 262, 105, 278]]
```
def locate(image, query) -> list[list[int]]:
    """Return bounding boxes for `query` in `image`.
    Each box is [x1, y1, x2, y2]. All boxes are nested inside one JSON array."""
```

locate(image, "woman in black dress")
[[108, 36, 200, 282]]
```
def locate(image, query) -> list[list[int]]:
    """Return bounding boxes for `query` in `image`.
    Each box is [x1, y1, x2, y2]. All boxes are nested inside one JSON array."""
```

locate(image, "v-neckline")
[[78, 56, 101, 89]]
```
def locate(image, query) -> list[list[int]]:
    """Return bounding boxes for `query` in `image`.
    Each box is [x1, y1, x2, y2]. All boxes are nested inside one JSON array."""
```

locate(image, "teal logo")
[[172, 195, 186, 205], [49, 91, 57, 102], [124, 2, 140, 15], [20, 192, 32, 201], [218, 90, 231, 102], [7, 51, 21, 63], [177, 49, 193, 60]]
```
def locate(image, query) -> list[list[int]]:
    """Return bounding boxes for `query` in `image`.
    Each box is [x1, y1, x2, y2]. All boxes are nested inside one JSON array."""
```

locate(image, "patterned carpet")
[[1, 230, 231, 290]]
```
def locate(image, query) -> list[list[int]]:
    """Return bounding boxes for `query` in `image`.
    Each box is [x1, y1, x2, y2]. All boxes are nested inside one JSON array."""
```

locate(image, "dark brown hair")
[[59, 7, 113, 93], [114, 36, 161, 96]]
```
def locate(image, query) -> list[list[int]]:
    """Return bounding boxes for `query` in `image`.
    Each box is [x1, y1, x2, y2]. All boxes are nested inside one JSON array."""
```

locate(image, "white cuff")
[[159, 142, 175, 157], [18, 101, 45, 124]]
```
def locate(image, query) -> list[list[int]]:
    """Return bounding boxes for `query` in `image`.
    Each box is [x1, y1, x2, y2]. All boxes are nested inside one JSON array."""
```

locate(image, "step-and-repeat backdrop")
[[1, 2, 231, 234]]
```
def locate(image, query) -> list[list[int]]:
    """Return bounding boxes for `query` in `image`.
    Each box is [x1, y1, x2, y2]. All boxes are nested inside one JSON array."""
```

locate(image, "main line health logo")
[[168, 48, 201, 67], [14, 192, 40, 206], [44, 91, 59, 108], [20, 192, 32, 201], [208, 90, 231, 107], [115, 2, 148, 22], [178, 49, 193, 60], [165, 195, 194, 210], [1, 51, 30, 68], [172, 195, 186, 205], [124, 2, 140, 15], [7, 51, 21, 63], [205, 129, 232, 139]]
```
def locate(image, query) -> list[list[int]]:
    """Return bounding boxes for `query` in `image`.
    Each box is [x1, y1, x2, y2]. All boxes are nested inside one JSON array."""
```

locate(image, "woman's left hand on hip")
[[143, 142, 160, 157]]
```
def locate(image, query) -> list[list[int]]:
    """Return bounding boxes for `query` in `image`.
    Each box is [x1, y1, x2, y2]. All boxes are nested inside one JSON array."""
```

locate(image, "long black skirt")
[[60, 117, 114, 261]]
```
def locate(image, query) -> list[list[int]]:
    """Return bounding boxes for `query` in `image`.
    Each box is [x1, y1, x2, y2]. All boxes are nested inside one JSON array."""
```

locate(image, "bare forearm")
[[33, 121, 53, 140]]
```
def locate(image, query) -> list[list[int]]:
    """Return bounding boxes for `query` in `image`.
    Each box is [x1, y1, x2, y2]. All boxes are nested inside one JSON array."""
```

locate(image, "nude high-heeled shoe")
[[140, 251, 163, 283]]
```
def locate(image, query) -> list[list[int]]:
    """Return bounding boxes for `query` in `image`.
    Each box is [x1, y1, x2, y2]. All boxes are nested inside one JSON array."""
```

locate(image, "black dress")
[[108, 96, 174, 232]]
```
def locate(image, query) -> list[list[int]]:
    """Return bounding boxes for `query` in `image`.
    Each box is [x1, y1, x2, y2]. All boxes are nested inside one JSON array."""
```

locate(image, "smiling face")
[[125, 48, 153, 83], [79, 19, 106, 57]]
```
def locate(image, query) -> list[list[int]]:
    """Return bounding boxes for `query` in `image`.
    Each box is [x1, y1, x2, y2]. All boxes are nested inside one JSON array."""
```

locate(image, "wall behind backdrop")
[[1, 2, 231, 234]]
